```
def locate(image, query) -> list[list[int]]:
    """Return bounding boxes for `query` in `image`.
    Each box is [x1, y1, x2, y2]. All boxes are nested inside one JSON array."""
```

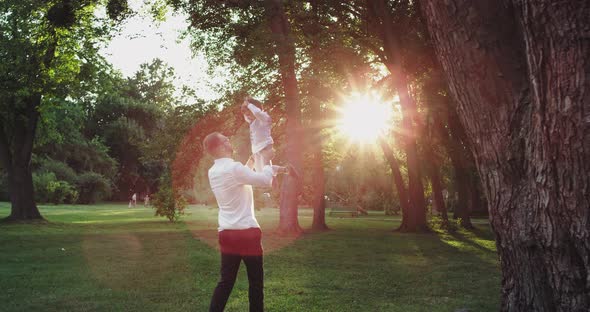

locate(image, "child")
[[241, 96, 297, 178]]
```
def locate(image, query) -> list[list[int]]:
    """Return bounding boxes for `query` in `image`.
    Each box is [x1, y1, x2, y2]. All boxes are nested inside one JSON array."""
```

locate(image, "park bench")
[[329, 206, 359, 217]]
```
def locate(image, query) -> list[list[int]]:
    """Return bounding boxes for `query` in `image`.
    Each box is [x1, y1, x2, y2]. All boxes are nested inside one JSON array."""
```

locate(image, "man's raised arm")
[[233, 162, 273, 187]]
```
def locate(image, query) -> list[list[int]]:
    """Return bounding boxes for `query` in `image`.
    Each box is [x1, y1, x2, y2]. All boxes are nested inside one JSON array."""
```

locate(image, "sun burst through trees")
[[336, 92, 394, 144]]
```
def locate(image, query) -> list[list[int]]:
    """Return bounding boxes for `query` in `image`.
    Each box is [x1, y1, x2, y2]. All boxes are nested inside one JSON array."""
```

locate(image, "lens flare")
[[336, 92, 393, 143]]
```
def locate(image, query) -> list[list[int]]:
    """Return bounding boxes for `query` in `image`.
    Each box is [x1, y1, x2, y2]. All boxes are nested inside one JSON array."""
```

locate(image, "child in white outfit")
[[241, 97, 295, 178]]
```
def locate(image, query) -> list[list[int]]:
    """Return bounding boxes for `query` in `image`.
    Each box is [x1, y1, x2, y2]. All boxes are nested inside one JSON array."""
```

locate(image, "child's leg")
[[253, 152, 265, 173], [259, 144, 296, 176], [257, 145, 274, 172]]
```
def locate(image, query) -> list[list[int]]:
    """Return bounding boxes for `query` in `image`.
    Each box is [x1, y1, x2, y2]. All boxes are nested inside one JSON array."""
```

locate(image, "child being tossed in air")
[[241, 96, 298, 179]]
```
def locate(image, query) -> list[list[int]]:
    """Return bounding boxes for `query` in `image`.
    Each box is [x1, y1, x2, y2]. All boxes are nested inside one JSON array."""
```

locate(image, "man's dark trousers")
[[209, 227, 263, 312]]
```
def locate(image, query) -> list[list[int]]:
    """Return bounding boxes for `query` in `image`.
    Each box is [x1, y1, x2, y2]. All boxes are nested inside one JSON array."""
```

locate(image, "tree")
[[420, 1, 590, 310], [422, 114, 449, 225], [87, 60, 178, 198], [365, 0, 428, 231], [0, 0, 117, 220], [263, 0, 304, 235], [300, 0, 329, 231], [446, 108, 474, 228]]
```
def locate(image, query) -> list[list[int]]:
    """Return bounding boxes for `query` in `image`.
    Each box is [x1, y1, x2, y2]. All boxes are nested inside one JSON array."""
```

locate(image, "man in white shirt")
[[204, 131, 272, 312]]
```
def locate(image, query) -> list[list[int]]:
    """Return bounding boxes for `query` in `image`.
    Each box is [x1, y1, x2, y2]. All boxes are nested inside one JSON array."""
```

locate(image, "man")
[[203, 132, 272, 312]]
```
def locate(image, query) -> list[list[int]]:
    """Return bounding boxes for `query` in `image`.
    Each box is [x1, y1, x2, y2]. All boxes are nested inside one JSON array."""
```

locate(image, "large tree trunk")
[[310, 145, 328, 230], [446, 109, 474, 227], [423, 123, 448, 223], [469, 175, 487, 216], [427, 161, 447, 223], [0, 96, 44, 221], [421, 1, 590, 310], [309, 92, 328, 230], [264, 0, 303, 235], [368, 0, 428, 232], [378, 138, 411, 222], [423, 113, 449, 223], [309, 0, 328, 231]]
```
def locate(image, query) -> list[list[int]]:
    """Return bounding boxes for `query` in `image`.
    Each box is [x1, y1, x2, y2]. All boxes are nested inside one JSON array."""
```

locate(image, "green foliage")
[[47, 1, 76, 28], [32, 172, 78, 204], [81, 58, 204, 200], [152, 183, 187, 222], [76, 172, 112, 204], [107, 0, 131, 21], [0, 0, 121, 215], [323, 144, 400, 213], [38, 158, 78, 185]]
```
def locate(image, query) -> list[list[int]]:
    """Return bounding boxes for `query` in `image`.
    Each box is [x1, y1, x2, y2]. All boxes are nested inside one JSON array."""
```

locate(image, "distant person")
[[129, 192, 137, 208], [203, 131, 273, 312], [144, 194, 150, 207]]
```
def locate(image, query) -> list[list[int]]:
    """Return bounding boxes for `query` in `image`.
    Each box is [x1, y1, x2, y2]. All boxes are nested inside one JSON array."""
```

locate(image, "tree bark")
[[447, 109, 473, 228], [378, 137, 411, 223], [308, 93, 328, 231], [309, 87, 328, 231], [367, 0, 428, 232], [308, 0, 329, 231], [469, 175, 487, 216], [423, 117, 449, 223], [1, 96, 44, 221], [420, 1, 590, 310], [310, 150, 328, 230], [428, 161, 448, 223], [264, 0, 303, 235]]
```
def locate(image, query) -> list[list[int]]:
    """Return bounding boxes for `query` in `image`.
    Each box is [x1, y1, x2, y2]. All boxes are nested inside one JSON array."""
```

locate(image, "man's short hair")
[[203, 132, 223, 155]]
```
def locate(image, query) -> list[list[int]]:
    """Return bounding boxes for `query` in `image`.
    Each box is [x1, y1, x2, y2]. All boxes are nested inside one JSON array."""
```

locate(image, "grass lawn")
[[0, 202, 500, 311]]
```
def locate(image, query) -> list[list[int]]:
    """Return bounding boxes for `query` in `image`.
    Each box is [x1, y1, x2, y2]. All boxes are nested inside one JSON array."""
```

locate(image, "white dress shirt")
[[208, 158, 273, 231], [245, 103, 274, 154]]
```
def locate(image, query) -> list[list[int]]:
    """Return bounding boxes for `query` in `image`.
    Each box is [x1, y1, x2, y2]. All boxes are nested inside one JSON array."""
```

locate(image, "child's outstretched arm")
[[246, 98, 271, 123]]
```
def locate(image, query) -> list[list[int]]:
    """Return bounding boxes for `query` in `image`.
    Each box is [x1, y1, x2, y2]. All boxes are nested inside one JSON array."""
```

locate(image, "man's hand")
[[246, 155, 255, 169], [241, 96, 251, 114]]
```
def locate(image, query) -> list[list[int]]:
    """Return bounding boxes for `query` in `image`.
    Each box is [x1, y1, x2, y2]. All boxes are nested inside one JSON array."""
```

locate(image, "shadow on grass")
[[259, 225, 500, 312], [443, 225, 497, 255], [467, 225, 496, 240], [0, 219, 219, 311]]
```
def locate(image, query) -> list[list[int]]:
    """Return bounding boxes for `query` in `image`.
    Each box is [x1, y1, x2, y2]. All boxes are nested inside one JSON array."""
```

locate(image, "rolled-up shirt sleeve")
[[233, 163, 273, 187]]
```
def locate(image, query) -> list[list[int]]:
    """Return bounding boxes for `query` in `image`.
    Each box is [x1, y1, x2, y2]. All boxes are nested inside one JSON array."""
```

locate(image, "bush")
[[33, 172, 78, 204], [76, 172, 112, 204], [39, 158, 78, 185], [152, 185, 186, 222], [50, 180, 79, 204]]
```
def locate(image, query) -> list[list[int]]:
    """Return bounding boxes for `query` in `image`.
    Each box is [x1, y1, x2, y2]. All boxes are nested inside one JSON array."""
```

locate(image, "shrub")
[[76, 172, 112, 204], [33, 172, 56, 203], [152, 185, 186, 222], [39, 158, 78, 185], [49, 180, 79, 204], [32, 172, 78, 204]]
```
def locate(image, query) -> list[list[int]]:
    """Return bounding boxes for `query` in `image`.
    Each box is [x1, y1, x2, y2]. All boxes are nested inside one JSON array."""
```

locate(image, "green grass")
[[0, 202, 500, 311]]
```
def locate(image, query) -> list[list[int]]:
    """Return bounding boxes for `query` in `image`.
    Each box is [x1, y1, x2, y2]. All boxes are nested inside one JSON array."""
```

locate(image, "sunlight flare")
[[336, 92, 393, 143]]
